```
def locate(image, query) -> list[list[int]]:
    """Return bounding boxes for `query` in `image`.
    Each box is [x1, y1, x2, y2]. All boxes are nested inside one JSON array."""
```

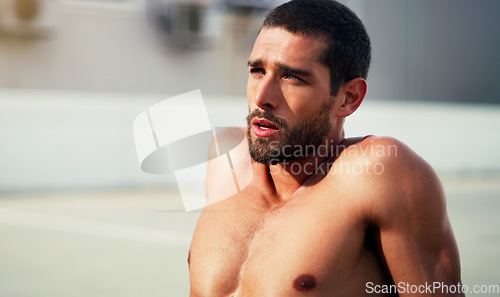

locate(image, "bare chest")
[[189, 187, 387, 297], [232, 198, 367, 295]]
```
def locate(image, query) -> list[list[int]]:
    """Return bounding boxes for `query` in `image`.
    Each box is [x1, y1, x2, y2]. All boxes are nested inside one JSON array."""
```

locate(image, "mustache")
[[246, 109, 288, 130]]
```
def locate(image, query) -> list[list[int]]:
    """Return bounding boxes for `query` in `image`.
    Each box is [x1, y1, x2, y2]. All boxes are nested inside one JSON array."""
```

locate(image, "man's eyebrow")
[[275, 62, 312, 77], [247, 60, 312, 77], [247, 59, 263, 67]]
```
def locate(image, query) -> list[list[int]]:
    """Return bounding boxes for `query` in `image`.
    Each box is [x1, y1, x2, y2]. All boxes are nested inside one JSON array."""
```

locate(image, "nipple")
[[293, 274, 316, 291]]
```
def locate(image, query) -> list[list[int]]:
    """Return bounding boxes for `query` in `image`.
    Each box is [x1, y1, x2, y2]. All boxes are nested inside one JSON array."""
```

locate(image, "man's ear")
[[335, 77, 367, 117]]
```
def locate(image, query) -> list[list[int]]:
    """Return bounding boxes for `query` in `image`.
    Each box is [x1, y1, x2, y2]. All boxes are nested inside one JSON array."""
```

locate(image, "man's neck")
[[263, 135, 345, 203], [268, 156, 331, 201]]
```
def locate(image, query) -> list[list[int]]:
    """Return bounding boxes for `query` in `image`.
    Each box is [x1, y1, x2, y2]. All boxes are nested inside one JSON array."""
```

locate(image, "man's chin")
[[249, 151, 278, 165], [249, 148, 293, 166]]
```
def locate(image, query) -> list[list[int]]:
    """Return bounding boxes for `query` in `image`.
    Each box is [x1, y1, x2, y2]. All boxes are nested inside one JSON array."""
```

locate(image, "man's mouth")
[[252, 118, 280, 137]]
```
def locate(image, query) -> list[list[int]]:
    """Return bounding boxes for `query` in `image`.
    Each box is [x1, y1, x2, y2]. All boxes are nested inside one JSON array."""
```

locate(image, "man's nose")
[[254, 76, 280, 110]]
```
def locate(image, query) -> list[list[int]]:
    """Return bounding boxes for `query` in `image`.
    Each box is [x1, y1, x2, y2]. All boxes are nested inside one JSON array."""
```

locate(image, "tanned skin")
[[188, 28, 463, 297]]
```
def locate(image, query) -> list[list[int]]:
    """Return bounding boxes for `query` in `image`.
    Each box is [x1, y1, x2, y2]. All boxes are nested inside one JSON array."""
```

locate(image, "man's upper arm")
[[367, 137, 463, 296]]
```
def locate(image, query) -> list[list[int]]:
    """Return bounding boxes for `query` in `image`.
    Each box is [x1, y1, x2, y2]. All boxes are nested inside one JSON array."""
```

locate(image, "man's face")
[[246, 27, 337, 165]]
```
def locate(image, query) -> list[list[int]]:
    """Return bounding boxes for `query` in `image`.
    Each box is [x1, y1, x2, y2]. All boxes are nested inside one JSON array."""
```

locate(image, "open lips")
[[252, 118, 280, 137]]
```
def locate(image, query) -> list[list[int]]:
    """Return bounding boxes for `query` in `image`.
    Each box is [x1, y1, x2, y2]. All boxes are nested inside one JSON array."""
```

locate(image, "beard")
[[246, 99, 334, 165]]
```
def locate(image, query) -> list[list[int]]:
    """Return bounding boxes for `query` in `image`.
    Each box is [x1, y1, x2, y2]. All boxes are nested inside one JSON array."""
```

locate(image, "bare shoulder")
[[332, 136, 446, 225], [336, 135, 441, 187]]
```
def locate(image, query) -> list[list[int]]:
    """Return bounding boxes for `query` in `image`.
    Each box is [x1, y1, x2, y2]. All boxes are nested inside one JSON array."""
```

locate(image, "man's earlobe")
[[336, 78, 367, 117]]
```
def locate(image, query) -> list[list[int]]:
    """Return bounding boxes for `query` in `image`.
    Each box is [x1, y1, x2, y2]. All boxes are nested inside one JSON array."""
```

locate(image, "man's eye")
[[250, 68, 264, 75], [284, 73, 302, 81]]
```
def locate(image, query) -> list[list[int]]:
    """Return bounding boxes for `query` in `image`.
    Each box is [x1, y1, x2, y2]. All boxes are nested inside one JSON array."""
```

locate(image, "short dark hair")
[[262, 0, 371, 95]]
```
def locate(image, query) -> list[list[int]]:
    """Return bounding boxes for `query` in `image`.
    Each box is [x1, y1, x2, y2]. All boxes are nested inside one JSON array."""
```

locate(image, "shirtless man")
[[189, 1, 463, 296]]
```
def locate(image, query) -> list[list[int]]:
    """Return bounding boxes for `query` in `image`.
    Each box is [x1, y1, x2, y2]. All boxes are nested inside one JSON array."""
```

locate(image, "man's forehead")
[[250, 27, 326, 66], [253, 27, 326, 49]]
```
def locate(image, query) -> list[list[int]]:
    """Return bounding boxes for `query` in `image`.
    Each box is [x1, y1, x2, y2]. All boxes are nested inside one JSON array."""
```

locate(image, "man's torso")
[[189, 136, 397, 297]]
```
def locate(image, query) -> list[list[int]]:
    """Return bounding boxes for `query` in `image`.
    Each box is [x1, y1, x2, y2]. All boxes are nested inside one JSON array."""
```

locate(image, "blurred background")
[[0, 0, 499, 296]]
